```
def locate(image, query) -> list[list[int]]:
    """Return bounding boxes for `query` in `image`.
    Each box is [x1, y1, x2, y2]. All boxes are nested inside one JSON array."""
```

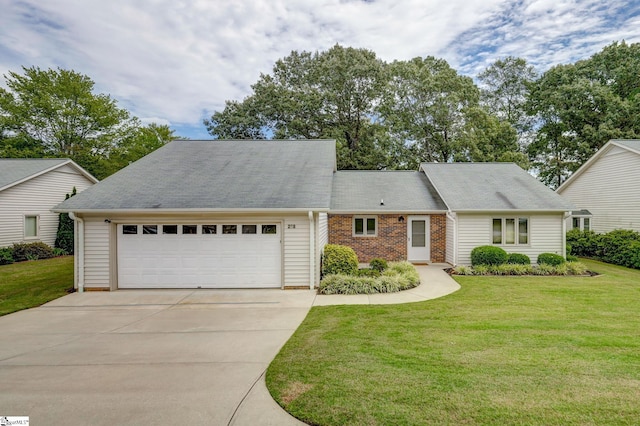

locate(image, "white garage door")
[[117, 223, 282, 288]]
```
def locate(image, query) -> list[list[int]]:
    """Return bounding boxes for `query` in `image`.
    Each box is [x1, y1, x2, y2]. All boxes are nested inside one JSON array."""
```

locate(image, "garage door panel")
[[118, 223, 281, 289]]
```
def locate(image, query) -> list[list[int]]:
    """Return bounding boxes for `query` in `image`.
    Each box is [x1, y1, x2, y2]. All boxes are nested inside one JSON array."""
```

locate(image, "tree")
[[205, 45, 391, 169], [526, 42, 640, 187], [379, 56, 482, 166], [55, 187, 77, 254], [0, 66, 138, 177], [478, 57, 537, 137]]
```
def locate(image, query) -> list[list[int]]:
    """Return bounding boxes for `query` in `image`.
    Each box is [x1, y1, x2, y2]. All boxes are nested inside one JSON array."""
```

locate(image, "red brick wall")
[[328, 214, 448, 263], [430, 214, 446, 263]]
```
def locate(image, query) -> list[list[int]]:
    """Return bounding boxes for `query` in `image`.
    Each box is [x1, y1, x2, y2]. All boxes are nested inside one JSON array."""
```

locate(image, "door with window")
[[407, 215, 430, 262]]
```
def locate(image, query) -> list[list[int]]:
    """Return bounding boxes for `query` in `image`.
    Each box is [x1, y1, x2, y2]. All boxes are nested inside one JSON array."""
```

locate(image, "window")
[[202, 225, 217, 234], [262, 224, 277, 234], [572, 217, 591, 231], [24, 215, 38, 238], [162, 225, 178, 234], [354, 216, 377, 236], [122, 225, 138, 235], [142, 225, 157, 235], [493, 218, 529, 245], [222, 224, 237, 234], [242, 224, 257, 234], [182, 225, 197, 234]]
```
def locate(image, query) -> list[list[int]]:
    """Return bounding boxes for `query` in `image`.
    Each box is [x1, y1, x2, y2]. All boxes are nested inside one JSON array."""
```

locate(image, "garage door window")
[[182, 225, 197, 234], [123, 225, 138, 234], [202, 225, 217, 234], [163, 225, 178, 234], [242, 224, 257, 234], [143, 225, 157, 234], [262, 224, 277, 234], [223, 225, 237, 234]]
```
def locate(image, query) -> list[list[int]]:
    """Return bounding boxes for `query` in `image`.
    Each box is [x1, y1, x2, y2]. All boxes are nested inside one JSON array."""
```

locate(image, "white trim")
[[69, 212, 85, 293], [23, 214, 40, 240], [53, 207, 331, 214], [309, 211, 315, 289], [353, 215, 377, 237], [447, 211, 458, 266]]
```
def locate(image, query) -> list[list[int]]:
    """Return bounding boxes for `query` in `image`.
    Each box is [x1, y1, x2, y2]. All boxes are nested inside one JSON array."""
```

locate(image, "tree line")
[[207, 41, 640, 188], [2, 41, 639, 187]]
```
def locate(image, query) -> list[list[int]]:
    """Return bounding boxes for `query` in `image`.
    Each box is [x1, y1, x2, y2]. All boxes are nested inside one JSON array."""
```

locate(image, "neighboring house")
[[0, 159, 97, 248], [54, 140, 574, 291], [557, 139, 640, 233]]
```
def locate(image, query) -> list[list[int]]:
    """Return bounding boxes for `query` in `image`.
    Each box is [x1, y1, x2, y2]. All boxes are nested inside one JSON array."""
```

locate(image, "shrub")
[[383, 261, 420, 287], [373, 275, 401, 293], [11, 242, 55, 262], [322, 244, 358, 276], [52, 248, 68, 257], [507, 253, 531, 265], [598, 229, 640, 268], [566, 229, 600, 257], [0, 247, 14, 265], [318, 274, 377, 295], [55, 187, 77, 254], [471, 245, 508, 266], [566, 261, 588, 275], [355, 268, 381, 278], [453, 265, 473, 275], [473, 265, 490, 275], [533, 263, 555, 275], [537, 252, 565, 266], [554, 263, 569, 276], [369, 258, 388, 272]]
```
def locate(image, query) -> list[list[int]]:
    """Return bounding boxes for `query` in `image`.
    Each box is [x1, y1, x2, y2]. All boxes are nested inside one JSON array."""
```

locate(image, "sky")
[[1, 0, 639, 140]]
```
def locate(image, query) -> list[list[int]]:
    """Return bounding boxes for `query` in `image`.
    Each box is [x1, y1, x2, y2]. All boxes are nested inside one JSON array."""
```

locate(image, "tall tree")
[[379, 56, 482, 166], [205, 45, 391, 169], [0, 66, 138, 177], [478, 57, 537, 145], [526, 41, 640, 187]]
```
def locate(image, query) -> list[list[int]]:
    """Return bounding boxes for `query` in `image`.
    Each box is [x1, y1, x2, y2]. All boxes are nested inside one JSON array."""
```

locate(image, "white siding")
[[559, 147, 640, 233], [446, 214, 455, 265], [0, 165, 94, 247], [456, 213, 565, 265], [284, 215, 311, 287], [83, 218, 111, 288]]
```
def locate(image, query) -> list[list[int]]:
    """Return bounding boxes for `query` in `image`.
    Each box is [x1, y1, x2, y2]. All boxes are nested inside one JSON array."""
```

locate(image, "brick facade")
[[328, 214, 447, 264]]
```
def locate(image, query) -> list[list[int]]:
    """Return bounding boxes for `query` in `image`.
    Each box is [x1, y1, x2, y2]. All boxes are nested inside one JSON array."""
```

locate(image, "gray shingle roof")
[[0, 159, 70, 191], [331, 171, 447, 212], [421, 162, 576, 211], [55, 140, 336, 211]]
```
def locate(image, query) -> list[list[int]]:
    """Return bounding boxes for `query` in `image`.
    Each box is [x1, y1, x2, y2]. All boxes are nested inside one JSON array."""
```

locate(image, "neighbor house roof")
[[557, 139, 640, 193], [54, 140, 336, 212], [420, 162, 576, 212], [330, 171, 447, 213], [0, 158, 98, 192]]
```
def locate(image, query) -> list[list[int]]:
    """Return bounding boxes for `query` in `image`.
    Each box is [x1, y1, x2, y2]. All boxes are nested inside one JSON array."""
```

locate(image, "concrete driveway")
[[0, 289, 315, 425]]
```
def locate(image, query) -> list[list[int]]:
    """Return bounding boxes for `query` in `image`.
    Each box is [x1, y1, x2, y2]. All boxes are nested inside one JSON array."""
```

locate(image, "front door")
[[407, 215, 430, 263]]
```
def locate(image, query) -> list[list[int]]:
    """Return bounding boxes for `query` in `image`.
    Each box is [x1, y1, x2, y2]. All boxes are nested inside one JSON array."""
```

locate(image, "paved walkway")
[[0, 264, 459, 426]]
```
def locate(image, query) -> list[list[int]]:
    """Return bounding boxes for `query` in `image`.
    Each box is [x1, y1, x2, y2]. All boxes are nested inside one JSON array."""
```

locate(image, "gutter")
[[68, 212, 84, 293], [51, 207, 332, 214], [309, 211, 315, 290]]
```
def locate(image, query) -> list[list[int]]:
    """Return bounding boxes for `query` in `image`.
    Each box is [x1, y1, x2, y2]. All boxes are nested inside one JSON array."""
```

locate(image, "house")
[[557, 139, 640, 233], [54, 140, 574, 291], [0, 159, 97, 248]]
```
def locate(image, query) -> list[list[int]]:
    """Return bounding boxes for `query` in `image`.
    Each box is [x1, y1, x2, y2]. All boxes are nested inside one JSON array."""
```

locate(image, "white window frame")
[[353, 216, 377, 237], [572, 216, 591, 231], [24, 214, 40, 239], [492, 217, 529, 246]]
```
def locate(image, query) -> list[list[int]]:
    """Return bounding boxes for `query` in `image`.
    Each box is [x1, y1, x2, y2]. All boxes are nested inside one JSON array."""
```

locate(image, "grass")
[[266, 259, 640, 425], [0, 256, 74, 316]]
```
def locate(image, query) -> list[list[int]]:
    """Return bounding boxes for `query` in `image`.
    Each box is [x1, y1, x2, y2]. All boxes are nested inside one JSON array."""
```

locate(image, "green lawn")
[[267, 259, 640, 425], [0, 256, 74, 316]]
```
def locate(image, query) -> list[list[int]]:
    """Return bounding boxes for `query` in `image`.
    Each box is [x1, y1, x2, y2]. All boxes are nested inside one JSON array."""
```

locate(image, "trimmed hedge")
[[322, 244, 358, 276], [471, 246, 508, 266], [507, 253, 531, 265], [537, 252, 565, 266]]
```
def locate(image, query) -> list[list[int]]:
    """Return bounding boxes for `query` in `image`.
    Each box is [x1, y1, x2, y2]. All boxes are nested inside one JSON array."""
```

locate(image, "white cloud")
[[1, 0, 639, 137]]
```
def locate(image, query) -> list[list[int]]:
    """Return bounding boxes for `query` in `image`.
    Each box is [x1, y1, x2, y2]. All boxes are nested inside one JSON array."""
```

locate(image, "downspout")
[[308, 211, 315, 289], [69, 212, 84, 293], [446, 211, 457, 266], [562, 211, 569, 258]]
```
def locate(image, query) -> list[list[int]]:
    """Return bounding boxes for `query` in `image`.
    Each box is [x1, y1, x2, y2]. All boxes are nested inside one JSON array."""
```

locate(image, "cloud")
[[1, 0, 639, 138]]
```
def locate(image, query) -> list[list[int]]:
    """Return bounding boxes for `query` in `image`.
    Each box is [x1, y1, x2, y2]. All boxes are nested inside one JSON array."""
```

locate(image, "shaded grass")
[[267, 260, 640, 425], [0, 256, 74, 316]]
